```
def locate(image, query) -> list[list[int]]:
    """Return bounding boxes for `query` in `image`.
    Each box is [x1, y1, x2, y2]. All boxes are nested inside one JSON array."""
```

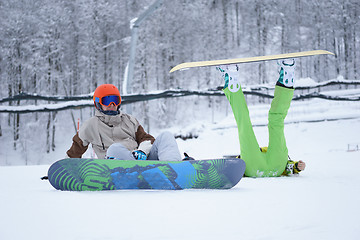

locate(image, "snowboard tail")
[[48, 158, 246, 191], [169, 50, 334, 73]]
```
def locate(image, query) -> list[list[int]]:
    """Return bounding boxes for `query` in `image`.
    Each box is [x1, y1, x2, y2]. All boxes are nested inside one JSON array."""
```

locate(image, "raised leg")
[[148, 131, 182, 161], [266, 86, 294, 173], [218, 66, 266, 176], [106, 143, 135, 160]]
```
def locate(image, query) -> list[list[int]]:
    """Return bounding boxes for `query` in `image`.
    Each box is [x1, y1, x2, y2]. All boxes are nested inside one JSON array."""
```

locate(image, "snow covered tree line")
[[0, 0, 359, 163]]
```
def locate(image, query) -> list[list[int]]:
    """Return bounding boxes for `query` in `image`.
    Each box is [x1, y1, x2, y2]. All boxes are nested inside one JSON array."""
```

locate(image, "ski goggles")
[[95, 95, 121, 107]]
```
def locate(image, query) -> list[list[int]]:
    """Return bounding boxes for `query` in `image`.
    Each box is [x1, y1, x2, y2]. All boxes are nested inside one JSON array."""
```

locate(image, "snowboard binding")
[[277, 58, 296, 88], [216, 65, 241, 92]]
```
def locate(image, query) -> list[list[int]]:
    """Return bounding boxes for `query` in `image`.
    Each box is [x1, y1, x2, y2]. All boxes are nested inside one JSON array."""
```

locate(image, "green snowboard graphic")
[[48, 158, 246, 191]]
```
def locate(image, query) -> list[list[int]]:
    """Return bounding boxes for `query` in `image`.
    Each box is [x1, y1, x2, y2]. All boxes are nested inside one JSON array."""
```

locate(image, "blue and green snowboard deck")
[[48, 158, 246, 191]]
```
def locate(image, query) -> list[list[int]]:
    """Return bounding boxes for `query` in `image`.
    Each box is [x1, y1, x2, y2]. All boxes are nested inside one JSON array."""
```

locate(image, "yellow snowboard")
[[169, 50, 334, 73]]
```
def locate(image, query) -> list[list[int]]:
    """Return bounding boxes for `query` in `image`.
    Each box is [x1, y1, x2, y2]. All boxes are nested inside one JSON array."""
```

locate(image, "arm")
[[282, 160, 306, 175], [66, 132, 88, 158], [135, 125, 155, 155]]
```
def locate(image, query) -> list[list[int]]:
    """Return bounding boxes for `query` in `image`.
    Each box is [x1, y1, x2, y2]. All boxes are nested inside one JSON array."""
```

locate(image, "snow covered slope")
[[1, 112, 359, 240]]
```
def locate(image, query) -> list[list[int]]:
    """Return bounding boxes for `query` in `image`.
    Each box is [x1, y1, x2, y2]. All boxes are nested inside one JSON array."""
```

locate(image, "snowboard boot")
[[216, 65, 241, 92], [276, 59, 296, 89]]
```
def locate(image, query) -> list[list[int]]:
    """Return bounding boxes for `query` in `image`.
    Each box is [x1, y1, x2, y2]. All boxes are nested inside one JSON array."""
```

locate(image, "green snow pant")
[[224, 85, 294, 177]]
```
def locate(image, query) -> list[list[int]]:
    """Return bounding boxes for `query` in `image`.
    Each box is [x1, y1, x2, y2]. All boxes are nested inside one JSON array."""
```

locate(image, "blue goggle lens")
[[101, 95, 120, 106]]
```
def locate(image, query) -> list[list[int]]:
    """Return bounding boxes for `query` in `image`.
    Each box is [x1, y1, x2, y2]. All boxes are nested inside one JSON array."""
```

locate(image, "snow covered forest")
[[0, 0, 359, 165]]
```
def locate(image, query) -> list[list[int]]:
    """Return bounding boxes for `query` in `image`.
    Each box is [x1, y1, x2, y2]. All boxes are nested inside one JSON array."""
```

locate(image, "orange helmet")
[[93, 84, 121, 110]]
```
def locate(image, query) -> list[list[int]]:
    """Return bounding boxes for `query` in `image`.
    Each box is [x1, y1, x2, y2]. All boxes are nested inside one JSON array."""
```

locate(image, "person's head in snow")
[[93, 84, 121, 115]]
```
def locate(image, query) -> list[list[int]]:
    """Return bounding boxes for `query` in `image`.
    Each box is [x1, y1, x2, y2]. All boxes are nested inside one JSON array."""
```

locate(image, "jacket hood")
[[95, 109, 123, 126]]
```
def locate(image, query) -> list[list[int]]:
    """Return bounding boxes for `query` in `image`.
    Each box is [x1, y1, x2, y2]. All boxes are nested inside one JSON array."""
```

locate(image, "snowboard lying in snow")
[[47, 158, 246, 191]]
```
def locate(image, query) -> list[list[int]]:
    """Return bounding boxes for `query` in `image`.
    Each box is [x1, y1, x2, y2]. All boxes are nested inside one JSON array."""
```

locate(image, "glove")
[[284, 160, 295, 175], [283, 160, 303, 175], [132, 150, 147, 160]]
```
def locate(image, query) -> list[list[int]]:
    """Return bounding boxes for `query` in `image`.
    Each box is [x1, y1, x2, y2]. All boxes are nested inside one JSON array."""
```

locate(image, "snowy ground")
[[1, 99, 360, 240]]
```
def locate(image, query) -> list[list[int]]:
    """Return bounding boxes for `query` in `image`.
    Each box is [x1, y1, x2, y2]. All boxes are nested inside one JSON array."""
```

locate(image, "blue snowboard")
[[48, 158, 246, 191]]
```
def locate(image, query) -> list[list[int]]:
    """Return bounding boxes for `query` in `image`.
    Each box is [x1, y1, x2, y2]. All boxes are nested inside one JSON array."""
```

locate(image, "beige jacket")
[[67, 110, 155, 159]]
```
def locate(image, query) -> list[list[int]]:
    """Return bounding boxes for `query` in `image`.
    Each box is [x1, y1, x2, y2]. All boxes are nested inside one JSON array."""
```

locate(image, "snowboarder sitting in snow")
[[66, 84, 189, 161], [218, 59, 306, 177]]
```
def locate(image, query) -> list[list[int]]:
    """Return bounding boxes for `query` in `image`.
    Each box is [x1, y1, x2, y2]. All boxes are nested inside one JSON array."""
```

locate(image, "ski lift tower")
[[124, 0, 163, 114]]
